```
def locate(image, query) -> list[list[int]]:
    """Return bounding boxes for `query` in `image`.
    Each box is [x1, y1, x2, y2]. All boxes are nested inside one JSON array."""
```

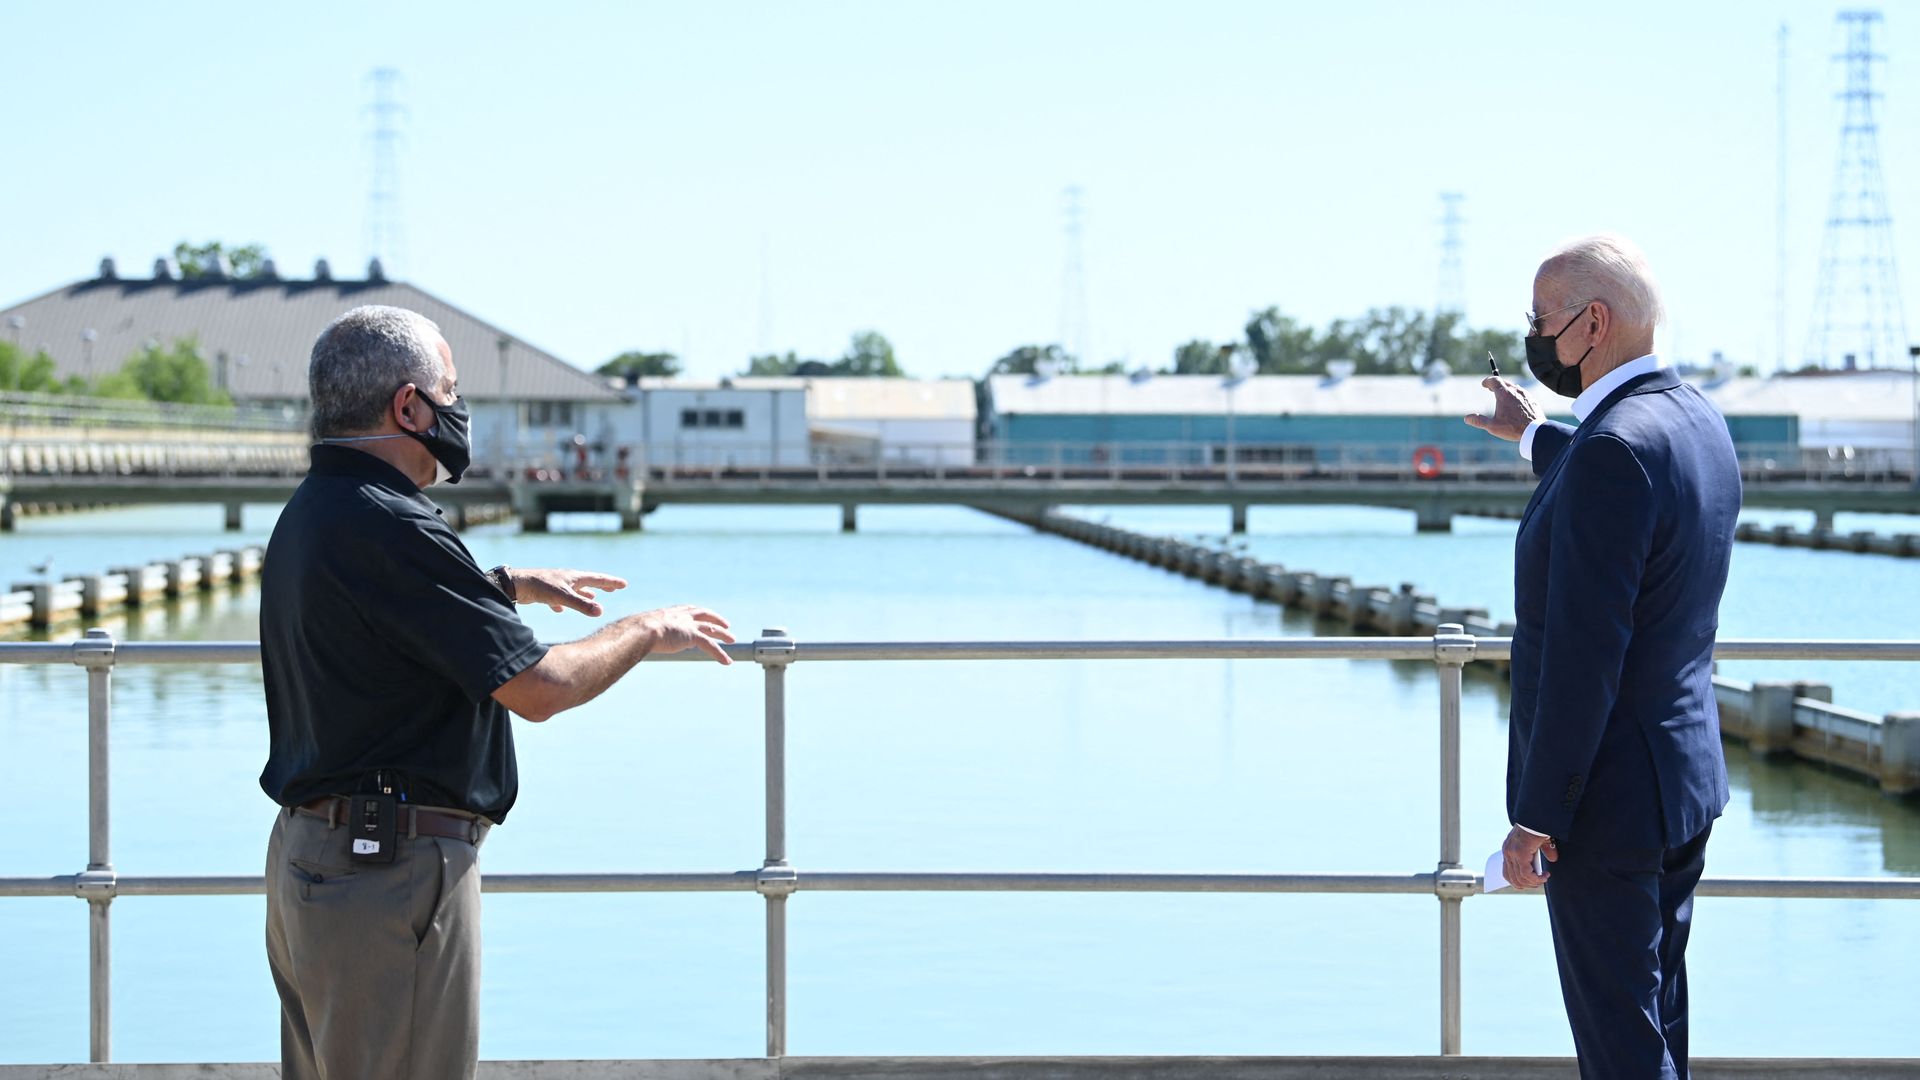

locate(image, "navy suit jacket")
[[1507, 368, 1742, 850]]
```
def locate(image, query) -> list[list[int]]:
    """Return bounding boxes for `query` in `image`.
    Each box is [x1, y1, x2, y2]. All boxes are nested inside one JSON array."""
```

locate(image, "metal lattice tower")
[[1776, 22, 1790, 373], [1059, 185, 1089, 367], [1806, 11, 1908, 369], [1436, 193, 1466, 319], [365, 68, 407, 277]]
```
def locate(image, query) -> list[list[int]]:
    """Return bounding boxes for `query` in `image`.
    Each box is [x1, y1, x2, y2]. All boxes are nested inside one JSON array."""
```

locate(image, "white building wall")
[[813, 418, 974, 465], [1799, 418, 1914, 451], [605, 387, 811, 468]]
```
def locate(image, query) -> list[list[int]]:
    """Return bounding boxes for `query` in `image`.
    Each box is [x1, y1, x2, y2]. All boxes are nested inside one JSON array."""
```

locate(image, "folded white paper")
[[1483, 849, 1512, 892], [1483, 847, 1544, 893]]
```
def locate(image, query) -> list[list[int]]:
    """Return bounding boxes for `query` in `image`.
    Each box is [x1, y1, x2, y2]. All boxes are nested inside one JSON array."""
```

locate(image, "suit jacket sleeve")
[[1515, 432, 1656, 838], [1529, 421, 1577, 478]]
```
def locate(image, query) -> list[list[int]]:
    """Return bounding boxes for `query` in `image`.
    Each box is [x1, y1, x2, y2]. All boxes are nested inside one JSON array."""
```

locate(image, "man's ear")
[[1585, 302, 1610, 346], [390, 383, 426, 433]]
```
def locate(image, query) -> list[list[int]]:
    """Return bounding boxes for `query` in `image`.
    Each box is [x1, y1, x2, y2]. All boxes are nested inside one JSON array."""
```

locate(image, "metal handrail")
[[1, 629, 1917, 1065]]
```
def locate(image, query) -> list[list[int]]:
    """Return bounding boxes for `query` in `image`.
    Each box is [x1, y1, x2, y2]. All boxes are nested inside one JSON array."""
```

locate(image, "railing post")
[[72, 627, 118, 1063], [754, 628, 798, 1058], [1432, 622, 1476, 1057]]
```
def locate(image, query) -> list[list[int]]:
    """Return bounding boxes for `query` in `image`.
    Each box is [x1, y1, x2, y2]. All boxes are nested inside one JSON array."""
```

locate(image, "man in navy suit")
[[1465, 234, 1742, 1078]]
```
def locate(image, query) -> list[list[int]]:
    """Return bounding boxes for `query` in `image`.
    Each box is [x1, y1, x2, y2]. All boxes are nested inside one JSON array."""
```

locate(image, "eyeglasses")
[[1524, 299, 1594, 337]]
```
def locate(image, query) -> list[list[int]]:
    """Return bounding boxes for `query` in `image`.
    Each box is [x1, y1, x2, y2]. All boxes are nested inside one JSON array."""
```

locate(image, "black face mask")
[[405, 388, 473, 485], [1524, 305, 1594, 398]]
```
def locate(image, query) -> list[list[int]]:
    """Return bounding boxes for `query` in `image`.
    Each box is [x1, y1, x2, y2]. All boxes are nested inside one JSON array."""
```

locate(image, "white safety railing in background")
[[2, 629, 1919, 1064]]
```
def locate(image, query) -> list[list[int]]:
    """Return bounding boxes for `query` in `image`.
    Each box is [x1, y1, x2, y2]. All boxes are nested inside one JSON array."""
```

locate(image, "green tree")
[[1171, 339, 1227, 375], [174, 241, 270, 280], [988, 343, 1073, 376], [1341, 306, 1433, 374], [107, 337, 231, 404], [837, 330, 903, 377], [1460, 327, 1523, 375], [746, 350, 803, 376], [597, 350, 681, 383], [0, 340, 65, 393], [1243, 306, 1321, 373]]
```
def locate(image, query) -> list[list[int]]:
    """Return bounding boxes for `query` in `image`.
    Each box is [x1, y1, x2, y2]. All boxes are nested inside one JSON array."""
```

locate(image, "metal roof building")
[[0, 258, 622, 407], [981, 370, 1918, 460]]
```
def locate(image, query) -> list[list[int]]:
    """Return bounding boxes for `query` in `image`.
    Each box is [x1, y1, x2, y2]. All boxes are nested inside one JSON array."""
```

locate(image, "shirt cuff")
[[1515, 823, 1551, 838], [1518, 419, 1546, 462]]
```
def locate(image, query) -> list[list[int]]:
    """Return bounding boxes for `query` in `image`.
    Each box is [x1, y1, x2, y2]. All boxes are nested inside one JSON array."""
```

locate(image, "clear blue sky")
[[2, 1, 1915, 380]]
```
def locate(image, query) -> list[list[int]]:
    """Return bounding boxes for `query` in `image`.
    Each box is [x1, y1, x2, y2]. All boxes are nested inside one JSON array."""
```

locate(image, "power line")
[[1805, 10, 1908, 370]]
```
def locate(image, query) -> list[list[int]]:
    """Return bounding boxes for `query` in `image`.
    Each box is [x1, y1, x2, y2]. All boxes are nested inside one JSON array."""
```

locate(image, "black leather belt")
[[293, 796, 491, 844]]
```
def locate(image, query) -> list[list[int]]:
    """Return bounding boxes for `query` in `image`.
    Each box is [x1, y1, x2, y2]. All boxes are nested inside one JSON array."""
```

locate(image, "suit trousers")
[[1544, 822, 1712, 1080], [265, 806, 486, 1080]]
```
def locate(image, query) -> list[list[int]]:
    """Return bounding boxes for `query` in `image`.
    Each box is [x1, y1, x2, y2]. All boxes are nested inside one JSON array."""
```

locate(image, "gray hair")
[[1539, 233, 1666, 331], [308, 305, 445, 438]]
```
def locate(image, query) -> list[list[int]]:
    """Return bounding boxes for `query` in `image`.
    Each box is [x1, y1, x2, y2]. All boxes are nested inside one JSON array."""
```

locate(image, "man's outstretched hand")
[[638, 604, 736, 664], [1464, 377, 1545, 442], [512, 568, 629, 616]]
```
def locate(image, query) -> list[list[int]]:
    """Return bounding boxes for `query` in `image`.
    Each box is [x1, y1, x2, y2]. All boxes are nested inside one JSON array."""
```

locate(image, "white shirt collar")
[[1572, 353, 1665, 422]]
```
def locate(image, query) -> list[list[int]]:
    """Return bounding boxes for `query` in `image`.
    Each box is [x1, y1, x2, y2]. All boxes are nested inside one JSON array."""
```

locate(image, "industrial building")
[[608, 377, 978, 470], [0, 257, 627, 473], [981, 367, 1910, 467]]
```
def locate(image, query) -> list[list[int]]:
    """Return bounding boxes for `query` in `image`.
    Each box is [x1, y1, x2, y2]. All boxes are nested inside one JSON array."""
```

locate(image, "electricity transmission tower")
[[366, 68, 407, 277], [1805, 11, 1908, 370], [1059, 185, 1089, 368], [1436, 192, 1466, 319]]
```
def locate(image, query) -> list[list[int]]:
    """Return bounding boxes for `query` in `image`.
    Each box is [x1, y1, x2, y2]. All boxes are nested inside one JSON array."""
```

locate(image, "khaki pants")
[[265, 806, 486, 1080]]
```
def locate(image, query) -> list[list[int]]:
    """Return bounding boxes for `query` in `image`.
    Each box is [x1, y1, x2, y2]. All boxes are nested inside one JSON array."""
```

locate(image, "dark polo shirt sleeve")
[[364, 504, 547, 703]]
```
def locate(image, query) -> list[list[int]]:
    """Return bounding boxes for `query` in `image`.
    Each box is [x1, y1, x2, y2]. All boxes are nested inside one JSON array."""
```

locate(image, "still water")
[[2, 502, 1917, 1063]]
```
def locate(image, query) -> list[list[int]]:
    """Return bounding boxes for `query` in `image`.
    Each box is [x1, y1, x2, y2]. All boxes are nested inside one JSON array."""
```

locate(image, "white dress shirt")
[[1517, 354, 1667, 461], [1511, 353, 1666, 839]]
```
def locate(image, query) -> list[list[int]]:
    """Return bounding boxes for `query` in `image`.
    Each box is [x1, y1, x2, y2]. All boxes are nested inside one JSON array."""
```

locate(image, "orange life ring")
[[1413, 445, 1445, 480]]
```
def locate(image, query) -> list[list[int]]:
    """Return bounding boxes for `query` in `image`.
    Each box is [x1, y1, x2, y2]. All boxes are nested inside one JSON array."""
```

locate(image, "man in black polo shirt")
[[261, 305, 733, 1080]]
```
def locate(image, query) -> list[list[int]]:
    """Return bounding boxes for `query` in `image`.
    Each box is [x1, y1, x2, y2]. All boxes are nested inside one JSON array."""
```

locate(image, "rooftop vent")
[[203, 253, 233, 281], [1324, 359, 1357, 382], [97, 257, 117, 281], [1421, 360, 1450, 384], [259, 258, 280, 280], [314, 258, 333, 281], [1129, 366, 1153, 384], [152, 257, 178, 281], [367, 257, 387, 282]]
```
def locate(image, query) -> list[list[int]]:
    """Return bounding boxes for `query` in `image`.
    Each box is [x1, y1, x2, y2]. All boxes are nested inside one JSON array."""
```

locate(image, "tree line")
[[601, 307, 1520, 383], [0, 337, 231, 405], [992, 306, 1521, 377]]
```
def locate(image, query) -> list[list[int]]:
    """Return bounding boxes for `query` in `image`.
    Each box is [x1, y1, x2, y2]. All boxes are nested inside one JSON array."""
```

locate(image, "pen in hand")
[[1487, 351, 1501, 378]]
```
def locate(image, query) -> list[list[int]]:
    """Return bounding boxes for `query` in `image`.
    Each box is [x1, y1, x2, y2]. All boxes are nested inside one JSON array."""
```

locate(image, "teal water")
[[2, 502, 1918, 1063]]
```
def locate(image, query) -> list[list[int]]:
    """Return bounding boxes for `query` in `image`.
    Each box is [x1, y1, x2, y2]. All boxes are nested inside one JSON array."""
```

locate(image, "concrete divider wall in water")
[[1462, 506, 1920, 559], [0, 546, 265, 632], [1008, 508, 1920, 797]]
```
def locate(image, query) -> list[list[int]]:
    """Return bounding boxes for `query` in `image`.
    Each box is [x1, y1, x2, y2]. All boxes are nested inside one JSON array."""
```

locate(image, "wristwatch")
[[488, 564, 517, 603]]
